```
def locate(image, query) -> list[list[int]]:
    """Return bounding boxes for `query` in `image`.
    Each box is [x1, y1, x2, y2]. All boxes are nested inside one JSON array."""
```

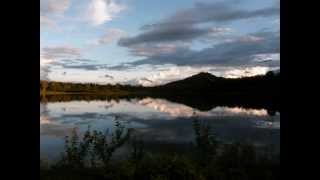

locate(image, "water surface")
[[40, 97, 280, 160]]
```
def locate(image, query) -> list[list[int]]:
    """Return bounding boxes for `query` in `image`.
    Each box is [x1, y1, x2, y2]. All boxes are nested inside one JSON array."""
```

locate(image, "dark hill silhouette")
[[147, 71, 280, 111], [152, 71, 279, 95], [158, 72, 222, 90]]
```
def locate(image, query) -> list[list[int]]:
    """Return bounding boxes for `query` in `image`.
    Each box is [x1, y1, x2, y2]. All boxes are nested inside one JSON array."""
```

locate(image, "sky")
[[40, 0, 280, 86]]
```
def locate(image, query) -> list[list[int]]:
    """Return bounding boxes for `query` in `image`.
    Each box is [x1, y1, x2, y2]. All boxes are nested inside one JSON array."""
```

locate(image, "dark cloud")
[[47, 59, 95, 67], [141, 0, 279, 31], [106, 64, 134, 71], [60, 59, 94, 63], [43, 55, 134, 73], [154, 1, 279, 26], [61, 64, 105, 71], [119, 26, 227, 47], [119, 1, 279, 47], [117, 1, 280, 68], [45, 57, 108, 72], [140, 78, 153, 83], [104, 74, 114, 79], [128, 30, 279, 67]]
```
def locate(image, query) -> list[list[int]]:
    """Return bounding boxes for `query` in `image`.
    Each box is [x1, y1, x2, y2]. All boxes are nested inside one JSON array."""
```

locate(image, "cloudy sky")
[[40, 0, 280, 86]]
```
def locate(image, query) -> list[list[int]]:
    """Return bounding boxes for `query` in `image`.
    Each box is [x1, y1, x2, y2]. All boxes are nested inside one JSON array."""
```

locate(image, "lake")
[[40, 97, 280, 161]]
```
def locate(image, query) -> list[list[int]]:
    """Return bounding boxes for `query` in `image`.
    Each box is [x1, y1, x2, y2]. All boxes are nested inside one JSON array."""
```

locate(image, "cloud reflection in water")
[[40, 97, 280, 160]]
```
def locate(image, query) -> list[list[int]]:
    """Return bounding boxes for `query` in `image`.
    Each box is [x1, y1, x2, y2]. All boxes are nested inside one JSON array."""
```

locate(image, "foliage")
[[57, 119, 132, 169], [40, 117, 279, 180]]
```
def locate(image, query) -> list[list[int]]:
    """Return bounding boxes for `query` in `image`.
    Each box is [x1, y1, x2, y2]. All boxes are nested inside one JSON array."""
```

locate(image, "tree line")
[[40, 71, 280, 97]]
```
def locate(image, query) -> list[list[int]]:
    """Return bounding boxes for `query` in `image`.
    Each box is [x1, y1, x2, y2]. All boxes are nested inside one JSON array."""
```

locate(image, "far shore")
[[41, 91, 131, 96]]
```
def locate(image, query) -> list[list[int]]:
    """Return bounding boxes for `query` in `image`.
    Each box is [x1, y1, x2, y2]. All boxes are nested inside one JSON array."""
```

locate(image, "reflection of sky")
[[40, 98, 280, 160], [43, 98, 273, 119], [138, 98, 271, 117]]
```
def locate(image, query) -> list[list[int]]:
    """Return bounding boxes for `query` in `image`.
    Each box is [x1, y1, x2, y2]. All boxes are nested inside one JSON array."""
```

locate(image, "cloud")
[[60, 58, 94, 63], [40, 0, 126, 29], [40, 45, 83, 80], [119, 26, 230, 47], [86, 0, 125, 26], [106, 63, 134, 71], [223, 66, 271, 78], [41, 0, 280, 85], [40, 0, 70, 15], [127, 30, 279, 67], [251, 53, 280, 63], [41, 45, 81, 60], [90, 28, 126, 46], [120, 64, 275, 86], [40, 16, 55, 27], [60, 65, 101, 71], [40, 64, 52, 81], [104, 74, 114, 79], [118, 26, 232, 58], [50, 60, 108, 71], [142, 0, 279, 29], [138, 78, 154, 86], [40, 0, 70, 28], [237, 35, 265, 43], [124, 42, 189, 57], [117, 0, 280, 68], [40, 53, 55, 80]]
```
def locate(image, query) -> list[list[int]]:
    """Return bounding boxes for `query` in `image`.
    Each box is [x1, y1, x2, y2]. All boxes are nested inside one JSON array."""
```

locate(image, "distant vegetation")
[[40, 118, 280, 180], [40, 80, 143, 96], [40, 71, 279, 96], [40, 71, 280, 112]]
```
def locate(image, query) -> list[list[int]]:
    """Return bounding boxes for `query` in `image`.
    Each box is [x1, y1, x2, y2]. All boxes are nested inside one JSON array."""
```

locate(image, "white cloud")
[[223, 66, 271, 78], [40, 15, 54, 27], [128, 65, 220, 86], [40, 0, 71, 29], [43, 62, 276, 85], [86, 0, 125, 26], [40, 54, 53, 80], [252, 53, 280, 62], [42, 45, 82, 60], [130, 65, 276, 86], [40, 0, 70, 15], [40, 45, 82, 80]]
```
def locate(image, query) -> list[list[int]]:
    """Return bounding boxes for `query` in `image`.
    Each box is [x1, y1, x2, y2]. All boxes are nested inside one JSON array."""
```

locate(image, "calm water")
[[40, 97, 280, 160]]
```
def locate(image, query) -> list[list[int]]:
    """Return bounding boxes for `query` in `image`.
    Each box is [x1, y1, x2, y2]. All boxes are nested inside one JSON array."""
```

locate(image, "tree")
[[40, 80, 48, 96]]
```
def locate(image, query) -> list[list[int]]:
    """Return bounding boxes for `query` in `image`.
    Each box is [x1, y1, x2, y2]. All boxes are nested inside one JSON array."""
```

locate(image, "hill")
[[152, 71, 280, 95], [156, 72, 222, 90]]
